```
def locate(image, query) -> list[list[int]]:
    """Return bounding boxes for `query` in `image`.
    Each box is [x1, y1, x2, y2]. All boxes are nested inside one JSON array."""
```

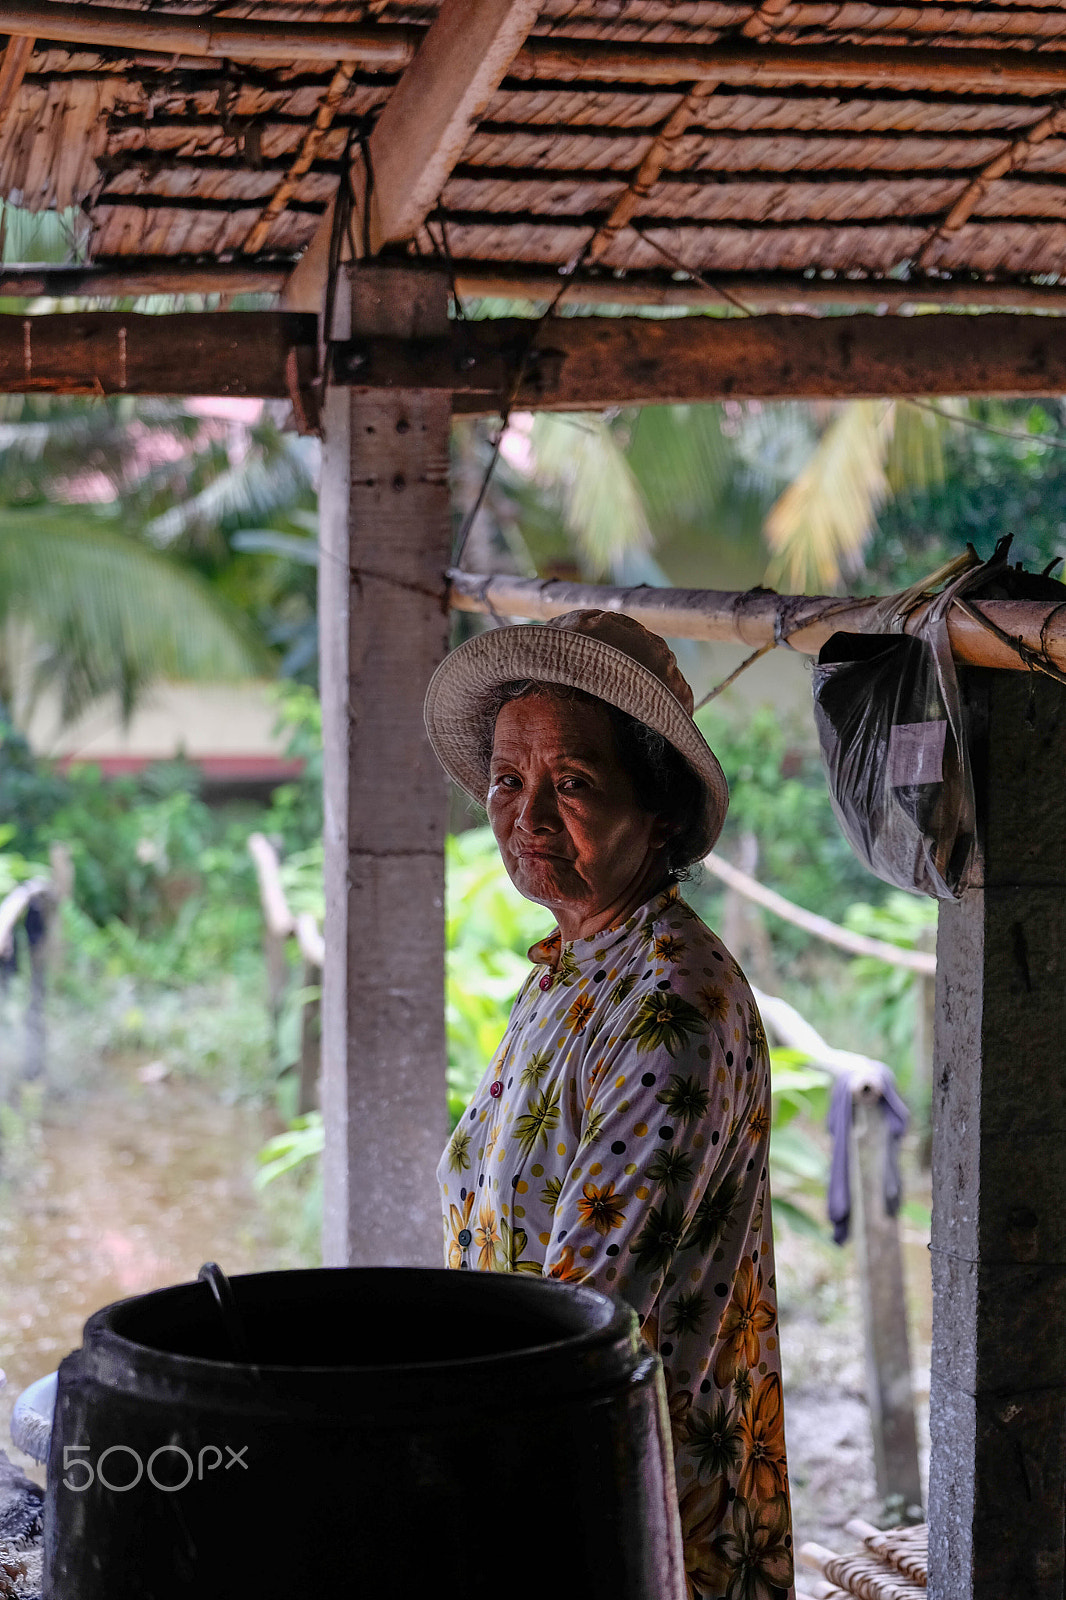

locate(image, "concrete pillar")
[[929, 667, 1066, 1598], [318, 264, 451, 1266]]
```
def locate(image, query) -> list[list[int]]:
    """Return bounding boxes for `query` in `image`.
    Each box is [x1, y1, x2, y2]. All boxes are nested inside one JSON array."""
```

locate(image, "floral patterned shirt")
[[438, 882, 795, 1600]]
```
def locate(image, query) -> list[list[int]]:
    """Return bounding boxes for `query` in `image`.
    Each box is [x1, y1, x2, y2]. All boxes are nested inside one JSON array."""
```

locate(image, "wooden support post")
[[850, 1083, 923, 1519], [929, 669, 1066, 1599], [318, 264, 451, 1267]]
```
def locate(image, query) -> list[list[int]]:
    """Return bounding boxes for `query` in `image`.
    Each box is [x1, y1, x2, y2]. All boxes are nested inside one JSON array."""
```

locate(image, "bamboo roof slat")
[[9, 0, 1066, 309]]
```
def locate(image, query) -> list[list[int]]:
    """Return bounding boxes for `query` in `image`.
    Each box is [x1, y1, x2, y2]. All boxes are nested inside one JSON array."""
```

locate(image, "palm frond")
[[888, 399, 949, 495], [528, 413, 652, 577], [146, 434, 318, 545], [0, 509, 264, 726], [763, 400, 895, 592], [625, 405, 735, 534]]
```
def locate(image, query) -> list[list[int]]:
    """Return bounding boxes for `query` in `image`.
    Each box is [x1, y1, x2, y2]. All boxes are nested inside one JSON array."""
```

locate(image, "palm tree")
[[0, 392, 318, 727]]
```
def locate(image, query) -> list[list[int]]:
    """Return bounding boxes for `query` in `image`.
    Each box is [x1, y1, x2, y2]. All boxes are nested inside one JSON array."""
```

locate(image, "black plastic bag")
[[812, 546, 1004, 900]]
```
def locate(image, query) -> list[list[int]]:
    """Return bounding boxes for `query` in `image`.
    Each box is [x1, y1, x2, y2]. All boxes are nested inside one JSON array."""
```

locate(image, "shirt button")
[[539, 973, 553, 991], [489, 1081, 503, 1098], [458, 1228, 472, 1247]]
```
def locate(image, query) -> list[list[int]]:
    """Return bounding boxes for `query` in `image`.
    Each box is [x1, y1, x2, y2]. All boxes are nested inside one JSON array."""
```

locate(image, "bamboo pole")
[[705, 855, 936, 974], [446, 568, 1066, 675]]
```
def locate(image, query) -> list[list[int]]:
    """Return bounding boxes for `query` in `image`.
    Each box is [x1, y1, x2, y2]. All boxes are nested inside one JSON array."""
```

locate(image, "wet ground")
[[0, 1056, 302, 1484], [0, 1053, 933, 1555]]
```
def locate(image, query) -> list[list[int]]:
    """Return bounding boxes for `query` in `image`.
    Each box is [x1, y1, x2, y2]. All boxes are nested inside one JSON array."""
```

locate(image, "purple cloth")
[[826, 1066, 910, 1245]]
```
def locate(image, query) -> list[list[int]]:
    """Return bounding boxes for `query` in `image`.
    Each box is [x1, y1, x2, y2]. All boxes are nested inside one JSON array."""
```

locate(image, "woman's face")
[[487, 691, 670, 938]]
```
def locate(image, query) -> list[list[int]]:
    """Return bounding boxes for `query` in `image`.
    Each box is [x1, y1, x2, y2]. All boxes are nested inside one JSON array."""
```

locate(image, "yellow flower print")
[[566, 992, 596, 1034], [748, 1106, 770, 1141], [445, 1190, 475, 1270], [736, 1373, 789, 1502], [473, 1199, 502, 1271], [653, 933, 687, 962], [576, 1180, 627, 1236], [713, 1259, 777, 1386]]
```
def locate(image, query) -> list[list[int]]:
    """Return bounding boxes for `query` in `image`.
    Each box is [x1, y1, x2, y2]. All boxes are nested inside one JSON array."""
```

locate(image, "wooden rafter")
[[917, 99, 1066, 269], [284, 0, 540, 311], [3, 6, 1066, 95], [242, 65, 352, 257], [5, 260, 1066, 313], [0, 33, 33, 121], [583, 81, 719, 267]]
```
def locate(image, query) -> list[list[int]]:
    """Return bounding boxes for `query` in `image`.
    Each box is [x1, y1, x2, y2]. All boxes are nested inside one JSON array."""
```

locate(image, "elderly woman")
[[424, 610, 794, 1600]]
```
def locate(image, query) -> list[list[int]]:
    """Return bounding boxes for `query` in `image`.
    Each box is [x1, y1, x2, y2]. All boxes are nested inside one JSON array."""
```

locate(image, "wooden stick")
[[247, 833, 295, 940], [584, 80, 719, 266], [242, 64, 352, 256], [295, 911, 325, 971], [705, 855, 937, 974], [918, 100, 1066, 267], [752, 986, 886, 1087], [447, 568, 1066, 674]]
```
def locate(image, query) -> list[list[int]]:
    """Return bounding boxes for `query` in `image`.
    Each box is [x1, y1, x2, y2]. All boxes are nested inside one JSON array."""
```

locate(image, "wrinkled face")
[[487, 691, 669, 929]]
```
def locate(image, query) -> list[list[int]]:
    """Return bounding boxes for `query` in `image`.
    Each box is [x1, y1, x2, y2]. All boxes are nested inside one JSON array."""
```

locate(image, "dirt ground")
[[1, 1055, 933, 1561]]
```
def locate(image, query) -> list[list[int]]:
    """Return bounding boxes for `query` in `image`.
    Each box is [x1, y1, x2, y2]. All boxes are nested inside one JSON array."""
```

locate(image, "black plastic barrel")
[[44, 1267, 684, 1599]]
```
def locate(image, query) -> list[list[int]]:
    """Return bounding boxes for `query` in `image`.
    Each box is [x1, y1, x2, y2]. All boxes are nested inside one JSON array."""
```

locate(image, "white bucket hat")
[[423, 609, 729, 861]]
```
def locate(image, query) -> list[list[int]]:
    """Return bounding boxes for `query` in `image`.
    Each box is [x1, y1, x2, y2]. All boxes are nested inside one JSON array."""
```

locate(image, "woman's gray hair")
[[476, 679, 706, 879]]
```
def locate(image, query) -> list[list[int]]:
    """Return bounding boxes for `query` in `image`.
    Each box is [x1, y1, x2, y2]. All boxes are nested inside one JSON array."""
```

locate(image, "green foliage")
[[867, 398, 1066, 591], [840, 894, 937, 1102], [264, 682, 323, 850], [691, 703, 878, 928]]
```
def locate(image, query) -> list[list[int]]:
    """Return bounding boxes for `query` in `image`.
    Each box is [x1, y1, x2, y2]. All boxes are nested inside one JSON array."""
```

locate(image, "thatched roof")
[[7, 1, 1066, 303]]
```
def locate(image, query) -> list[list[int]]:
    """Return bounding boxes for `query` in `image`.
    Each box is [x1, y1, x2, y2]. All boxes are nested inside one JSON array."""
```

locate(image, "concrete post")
[[318, 264, 451, 1267], [928, 667, 1066, 1598]]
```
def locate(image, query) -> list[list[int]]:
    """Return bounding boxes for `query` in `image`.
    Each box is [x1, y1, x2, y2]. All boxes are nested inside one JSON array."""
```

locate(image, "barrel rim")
[[72, 1266, 640, 1381]]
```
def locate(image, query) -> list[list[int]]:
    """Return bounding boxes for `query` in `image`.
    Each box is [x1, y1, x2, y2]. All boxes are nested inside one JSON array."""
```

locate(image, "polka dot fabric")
[[438, 884, 795, 1600]]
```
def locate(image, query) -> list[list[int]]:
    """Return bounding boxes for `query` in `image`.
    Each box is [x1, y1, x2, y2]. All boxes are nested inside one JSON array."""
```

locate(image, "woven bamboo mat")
[[799, 1521, 928, 1599]]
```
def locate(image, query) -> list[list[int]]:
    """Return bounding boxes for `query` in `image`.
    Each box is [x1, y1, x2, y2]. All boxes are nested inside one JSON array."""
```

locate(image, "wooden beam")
[[446, 568, 1066, 676], [0, 310, 316, 396], [11, 306, 1066, 405], [284, 0, 539, 312], [0, 0, 420, 65], [332, 311, 1066, 412], [7, 6, 1066, 97]]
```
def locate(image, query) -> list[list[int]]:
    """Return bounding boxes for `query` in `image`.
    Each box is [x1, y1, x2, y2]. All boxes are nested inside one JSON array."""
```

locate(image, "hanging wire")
[[629, 224, 756, 318], [450, 260, 583, 569], [907, 396, 1066, 454]]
